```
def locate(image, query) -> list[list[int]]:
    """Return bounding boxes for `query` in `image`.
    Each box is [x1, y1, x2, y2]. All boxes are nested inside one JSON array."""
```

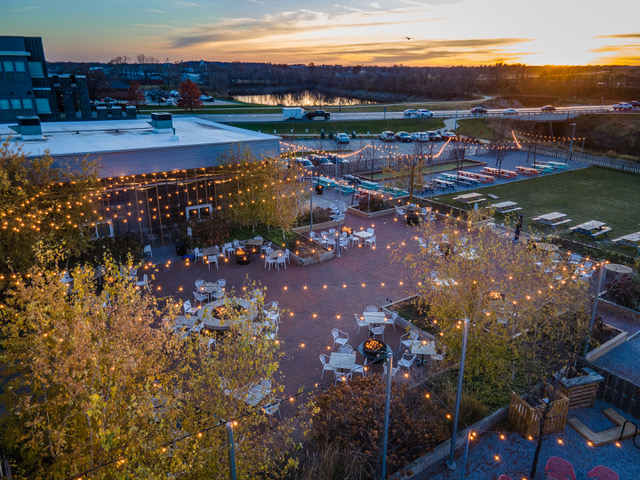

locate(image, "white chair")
[[395, 206, 405, 219], [365, 305, 378, 312], [195, 279, 205, 289], [128, 268, 138, 280], [265, 255, 277, 271], [276, 255, 287, 270], [334, 370, 352, 385], [352, 359, 370, 377], [261, 241, 273, 254], [349, 234, 360, 247], [223, 243, 235, 258], [262, 401, 281, 417], [193, 291, 208, 307], [215, 279, 226, 289], [309, 231, 319, 241], [367, 228, 374, 235], [232, 239, 245, 251], [354, 313, 368, 333], [398, 353, 417, 372], [183, 300, 197, 315], [319, 354, 334, 379], [136, 274, 150, 291], [365, 235, 377, 249], [193, 247, 204, 263], [325, 238, 336, 250], [143, 244, 153, 258], [331, 328, 349, 349], [339, 344, 354, 355], [207, 254, 219, 270], [388, 311, 398, 331], [369, 324, 385, 341], [284, 249, 291, 264], [400, 330, 419, 350], [339, 236, 349, 251], [417, 237, 428, 249], [328, 228, 337, 235]]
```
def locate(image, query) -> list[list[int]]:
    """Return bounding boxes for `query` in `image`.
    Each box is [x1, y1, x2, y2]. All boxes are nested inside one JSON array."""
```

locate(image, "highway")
[[199, 105, 629, 123]]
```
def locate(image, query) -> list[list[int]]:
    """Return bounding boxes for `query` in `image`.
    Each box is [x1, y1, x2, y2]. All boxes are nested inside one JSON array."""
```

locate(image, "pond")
[[234, 91, 376, 106]]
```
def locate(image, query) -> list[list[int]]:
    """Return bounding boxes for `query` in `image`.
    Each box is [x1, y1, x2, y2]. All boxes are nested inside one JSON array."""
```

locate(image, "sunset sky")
[[3, 0, 639, 66]]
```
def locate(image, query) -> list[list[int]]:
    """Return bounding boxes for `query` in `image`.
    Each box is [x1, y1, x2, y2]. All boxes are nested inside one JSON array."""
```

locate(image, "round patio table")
[[535, 243, 559, 252], [605, 263, 633, 275]]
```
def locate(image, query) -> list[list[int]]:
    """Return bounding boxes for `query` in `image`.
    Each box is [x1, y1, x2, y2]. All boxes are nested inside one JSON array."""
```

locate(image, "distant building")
[[0, 35, 91, 123]]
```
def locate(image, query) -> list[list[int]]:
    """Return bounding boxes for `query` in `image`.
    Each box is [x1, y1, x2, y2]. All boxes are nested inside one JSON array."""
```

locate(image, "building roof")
[[0, 116, 279, 158]]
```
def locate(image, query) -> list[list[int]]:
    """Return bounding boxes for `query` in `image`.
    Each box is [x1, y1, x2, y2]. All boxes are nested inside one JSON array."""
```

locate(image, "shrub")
[[603, 274, 640, 310], [183, 213, 229, 248]]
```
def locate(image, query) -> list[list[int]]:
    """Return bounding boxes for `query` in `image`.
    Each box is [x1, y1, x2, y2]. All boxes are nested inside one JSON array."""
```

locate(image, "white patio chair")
[[334, 370, 352, 385], [262, 400, 282, 417], [143, 244, 153, 258], [232, 239, 245, 251], [400, 330, 419, 350], [136, 274, 150, 291], [183, 300, 197, 315], [222, 243, 235, 258], [352, 358, 370, 377], [354, 313, 368, 333], [215, 279, 226, 289], [128, 268, 138, 280], [195, 279, 205, 289], [386, 311, 398, 331], [328, 228, 337, 235], [193, 247, 204, 263], [395, 205, 405, 219], [276, 255, 287, 270], [325, 238, 336, 250], [339, 236, 349, 251], [309, 231, 320, 241], [383, 362, 399, 378], [417, 237, 428, 249], [367, 228, 374, 235], [398, 353, 417, 371], [261, 241, 273, 254], [193, 291, 208, 307], [265, 255, 278, 271], [349, 234, 360, 247], [331, 328, 349, 349], [365, 235, 377, 248], [319, 354, 334, 379], [369, 324, 385, 341], [284, 249, 291, 264], [206, 254, 219, 270], [339, 344, 355, 355], [365, 305, 378, 312]]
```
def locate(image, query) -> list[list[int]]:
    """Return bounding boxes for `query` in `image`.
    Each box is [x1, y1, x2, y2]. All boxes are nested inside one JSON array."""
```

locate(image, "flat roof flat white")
[[0, 116, 279, 157]]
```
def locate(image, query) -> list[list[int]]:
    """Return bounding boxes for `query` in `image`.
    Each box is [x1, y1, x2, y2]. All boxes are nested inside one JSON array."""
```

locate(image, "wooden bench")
[[499, 206, 522, 213], [551, 219, 572, 228], [591, 227, 612, 238], [568, 408, 637, 447], [434, 179, 455, 189]]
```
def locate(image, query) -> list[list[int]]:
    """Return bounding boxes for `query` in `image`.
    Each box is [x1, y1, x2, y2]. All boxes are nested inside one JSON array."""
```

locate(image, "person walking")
[[513, 214, 523, 243]]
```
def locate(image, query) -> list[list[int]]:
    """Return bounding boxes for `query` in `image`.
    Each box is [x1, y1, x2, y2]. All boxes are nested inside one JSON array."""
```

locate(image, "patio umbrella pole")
[[447, 318, 469, 470], [380, 354, 393, 479]]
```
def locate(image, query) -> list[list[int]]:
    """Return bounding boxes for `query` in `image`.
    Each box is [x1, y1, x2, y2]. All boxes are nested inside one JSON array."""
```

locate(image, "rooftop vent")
[[147, 112, 173, 132], [9, 116, 43, 140]]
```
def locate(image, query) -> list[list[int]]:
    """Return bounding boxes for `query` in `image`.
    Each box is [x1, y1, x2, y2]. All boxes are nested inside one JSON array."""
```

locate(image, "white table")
[[363, 312, 387, 324], [410, 340, 438, 364], [244, 382, 270, 407], [328, 352, 356, 370], [354, 231, 373, 241], [172, 315, 198, 329]]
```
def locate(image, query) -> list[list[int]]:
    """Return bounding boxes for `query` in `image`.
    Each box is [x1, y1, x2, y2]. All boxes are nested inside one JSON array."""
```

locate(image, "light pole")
[[447, 318, 470, 470], [226, 421, 237, 480], [584, 262, 606, 357], [568, 123, 577, 163], [380, 353, 394, 479]]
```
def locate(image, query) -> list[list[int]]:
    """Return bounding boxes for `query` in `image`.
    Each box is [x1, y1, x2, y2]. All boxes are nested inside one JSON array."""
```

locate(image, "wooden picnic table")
[[612, 232, 640, 257], [532, 212, 572, 229], [547, 161, 568, 170], [491, 201, 521, 214], [453, 192, 486, 204], [434, 178, 455, 189], [569, 220, 611, 239], [458, 171, 495, 183], [516, 166, 539, 175], [482, 166, 517, 178]]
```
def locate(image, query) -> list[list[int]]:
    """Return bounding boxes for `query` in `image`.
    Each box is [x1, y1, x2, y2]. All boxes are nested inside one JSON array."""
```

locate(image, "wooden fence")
[[574, 358, 640, 419], [508, 391, 570, 438], [533, 145, 640, 174]]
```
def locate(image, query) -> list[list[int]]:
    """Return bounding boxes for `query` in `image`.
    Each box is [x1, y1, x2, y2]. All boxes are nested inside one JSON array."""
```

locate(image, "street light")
[[568, 123, 577, 163], [447, 318, 470, 470]]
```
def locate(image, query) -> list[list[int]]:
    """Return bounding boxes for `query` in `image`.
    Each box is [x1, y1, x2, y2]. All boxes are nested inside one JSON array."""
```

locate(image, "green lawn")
[[433, 166, 640, 249], [225, 118, 445, 135], [365, 160, 478, 181]]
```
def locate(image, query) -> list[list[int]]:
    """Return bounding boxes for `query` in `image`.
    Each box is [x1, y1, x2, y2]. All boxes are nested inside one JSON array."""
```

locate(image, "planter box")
[[508, 391, 569, 437], [586, 328, 627, 362], [293, 219, 340, 235], [558, 367, 605, 409], [381, 295, 433, 340], [347, 205, 396, 219], [289, 249, 334, 266], [599, 298, 640, 323]]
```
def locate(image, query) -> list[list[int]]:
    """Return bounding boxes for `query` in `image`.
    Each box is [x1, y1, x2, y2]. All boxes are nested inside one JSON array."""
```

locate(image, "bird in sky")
[[406, 36, 413, 40]]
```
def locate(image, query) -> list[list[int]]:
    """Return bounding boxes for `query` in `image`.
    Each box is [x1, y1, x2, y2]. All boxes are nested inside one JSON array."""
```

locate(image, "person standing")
[[514, 214, 523, 243]]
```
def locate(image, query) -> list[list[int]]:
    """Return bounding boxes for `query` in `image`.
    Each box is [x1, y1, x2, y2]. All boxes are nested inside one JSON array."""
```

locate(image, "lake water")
[[234, 91, 375, 106]]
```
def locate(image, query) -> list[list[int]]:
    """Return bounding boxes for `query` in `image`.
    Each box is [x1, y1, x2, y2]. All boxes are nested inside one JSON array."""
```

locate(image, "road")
[[199, 104, 630, 123]]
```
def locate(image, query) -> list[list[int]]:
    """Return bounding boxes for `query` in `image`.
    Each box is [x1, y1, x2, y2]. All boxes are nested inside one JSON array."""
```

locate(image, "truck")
[[282, 107, 307, 120]]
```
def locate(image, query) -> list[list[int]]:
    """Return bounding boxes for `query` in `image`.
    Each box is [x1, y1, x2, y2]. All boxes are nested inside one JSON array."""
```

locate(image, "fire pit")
[[359, 338, 391, 363], [236, 249, 251, 265]]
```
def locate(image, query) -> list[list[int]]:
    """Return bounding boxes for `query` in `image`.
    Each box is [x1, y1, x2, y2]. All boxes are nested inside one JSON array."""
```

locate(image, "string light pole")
[[568, 123, 577, 163], [380, 353, 394, 480], [446, 318, 469, 470], [225, 421, 237, 480], [584, 261, 607, 357]]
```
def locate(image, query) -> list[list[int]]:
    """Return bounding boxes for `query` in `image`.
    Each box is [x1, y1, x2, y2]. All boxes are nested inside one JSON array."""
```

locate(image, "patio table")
[[453, 192, 486, 204], [491, 201, 521, 214], [328, 352, 356, 370], [354, 231, 373, 241], [569, 220, 611, 239], [363, 312, 388, 324], [532, 212, 571, 229]]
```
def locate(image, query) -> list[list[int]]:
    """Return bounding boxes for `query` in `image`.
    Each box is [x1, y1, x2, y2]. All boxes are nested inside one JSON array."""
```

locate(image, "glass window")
[[0, 99, 11, 120], [3, 61, 15, 81], [35, 98, 51, 114], [28, 61, 44, 77], [10, 99, 22, 111], [22, 98, 34, 116], [15, 62, 27, 81]]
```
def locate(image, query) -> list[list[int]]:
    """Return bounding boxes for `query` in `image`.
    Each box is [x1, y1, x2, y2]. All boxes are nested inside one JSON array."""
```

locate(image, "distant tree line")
[[48, 57, 640, 104]]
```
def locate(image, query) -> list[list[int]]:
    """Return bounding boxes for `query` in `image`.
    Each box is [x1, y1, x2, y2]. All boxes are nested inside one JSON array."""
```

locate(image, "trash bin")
[[175, 238, 186, 256], [320, 129, 325, 139], [352, 131, 356, 139], [316, 184, 324, 195]]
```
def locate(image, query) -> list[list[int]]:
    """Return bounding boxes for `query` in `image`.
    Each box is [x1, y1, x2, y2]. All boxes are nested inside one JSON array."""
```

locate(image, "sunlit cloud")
[[595, 33, 640, 39], [12, 6, 38, 12]]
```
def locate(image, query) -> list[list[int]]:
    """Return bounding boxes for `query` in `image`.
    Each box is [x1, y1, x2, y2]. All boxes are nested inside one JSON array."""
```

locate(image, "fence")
[[508, 391, 570, 438], [533, 145, 640, 174], [574, 358, 640, 419]]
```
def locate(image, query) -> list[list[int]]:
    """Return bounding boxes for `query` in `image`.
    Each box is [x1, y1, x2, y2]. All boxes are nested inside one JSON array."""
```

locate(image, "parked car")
[[309, 155, 334, 166], [612, 102, 632, 111], [327, 154, 349, 164], [427, 131, 441, 142], [305, 110, 331, 120], [395, 131, 413, 142], [166, 98, 178, 106], [199, 95, 214, 102], [293, 158, 314, 169], [379, 131, 395, 142], [417, 109, 434, 118], [411, 132, 429, 142], [503, 108, 519, 115], [630, 100, 640, 108], [470, 107, 488, 115], [334, 132, 350, 144], [403, 109, 418, 117], [540, 105, 556, 112], [440, 131, 457, 141]]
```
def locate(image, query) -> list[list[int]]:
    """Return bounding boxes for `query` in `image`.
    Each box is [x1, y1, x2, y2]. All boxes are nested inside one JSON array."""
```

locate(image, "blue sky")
[[3, 0, 639, 65]]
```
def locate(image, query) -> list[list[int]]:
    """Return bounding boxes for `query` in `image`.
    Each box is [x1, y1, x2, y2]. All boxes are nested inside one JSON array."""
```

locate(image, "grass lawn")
[[433, 166, 640, 249], [224, 118, 445, 135], [365, 160, 478, 181]]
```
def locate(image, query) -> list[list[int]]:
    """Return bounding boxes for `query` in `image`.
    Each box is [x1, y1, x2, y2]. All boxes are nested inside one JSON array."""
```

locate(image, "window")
[[185, 203, 212, 220], [3, 61, 15, 81], [28, 61, 44, 77], [15, 62, 26, 82], [35, 98, 51, 114], [10, 99, 22, 115], [0, 99, 11, 120], [0, 61, 3, 80], [22, 98, 34, 116], [84, 220, 114, 239]]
